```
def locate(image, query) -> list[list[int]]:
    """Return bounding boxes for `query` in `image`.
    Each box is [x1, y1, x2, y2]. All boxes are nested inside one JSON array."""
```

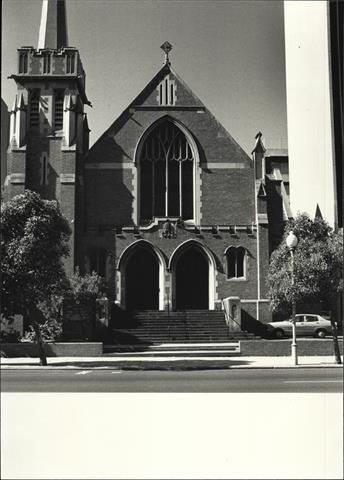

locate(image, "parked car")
[[267, 314, 332, 339]]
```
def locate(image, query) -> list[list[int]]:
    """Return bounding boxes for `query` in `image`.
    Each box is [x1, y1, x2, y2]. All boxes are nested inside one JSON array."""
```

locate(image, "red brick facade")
[[4, 5, 291, 326], [79, 66, 273, 322]]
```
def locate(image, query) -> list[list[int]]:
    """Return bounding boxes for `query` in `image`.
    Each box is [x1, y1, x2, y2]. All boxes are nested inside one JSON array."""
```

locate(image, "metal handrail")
[[167, 290, 171, 340]]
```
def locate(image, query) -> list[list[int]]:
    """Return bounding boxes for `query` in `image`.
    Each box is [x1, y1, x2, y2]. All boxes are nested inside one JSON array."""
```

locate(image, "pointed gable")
[[129, 64, 205, 109], [86, 62, 251, 168]]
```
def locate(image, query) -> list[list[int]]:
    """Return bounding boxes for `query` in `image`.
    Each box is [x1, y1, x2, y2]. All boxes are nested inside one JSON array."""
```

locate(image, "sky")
[[1, 0, 288, 155]]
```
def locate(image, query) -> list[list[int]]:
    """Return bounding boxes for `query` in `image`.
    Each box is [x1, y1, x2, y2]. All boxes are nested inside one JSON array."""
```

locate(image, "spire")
[[251, 131, 266, 154], [315, 203, 323, 220], [38, 0, 68, 50]]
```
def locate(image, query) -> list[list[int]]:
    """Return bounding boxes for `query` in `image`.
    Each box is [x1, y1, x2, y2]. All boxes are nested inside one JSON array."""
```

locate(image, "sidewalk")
[[1, 355, 343, 370]]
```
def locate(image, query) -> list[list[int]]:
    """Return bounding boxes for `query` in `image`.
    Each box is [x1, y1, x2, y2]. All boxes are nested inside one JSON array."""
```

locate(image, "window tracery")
[[140, 121, 194, 223]]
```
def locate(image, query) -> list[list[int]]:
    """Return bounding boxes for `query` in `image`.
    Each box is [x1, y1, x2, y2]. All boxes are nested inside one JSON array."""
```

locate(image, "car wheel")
[[275, 329, 284, 339], [315, 329, 327, 339]]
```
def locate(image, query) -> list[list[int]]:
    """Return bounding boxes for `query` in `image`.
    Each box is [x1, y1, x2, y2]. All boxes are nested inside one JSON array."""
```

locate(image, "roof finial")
[[251, 131, 266, 154], [160, 41, 172, 65]]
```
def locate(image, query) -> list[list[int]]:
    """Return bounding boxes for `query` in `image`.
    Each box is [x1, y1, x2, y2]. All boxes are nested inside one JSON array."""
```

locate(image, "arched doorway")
[[175, 248, 209, 309], [125, 248, 159, 310]]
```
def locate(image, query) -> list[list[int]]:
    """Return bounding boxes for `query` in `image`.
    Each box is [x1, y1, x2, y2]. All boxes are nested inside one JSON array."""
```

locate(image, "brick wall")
[[81, 227, 266, 313], [240, 339, 344, 356], [80, 95, 265, 316], [201, 168, 255, 224], [84, 169, 134, 227], [78, 67, 276, 319], [0, 342, 103, 357]]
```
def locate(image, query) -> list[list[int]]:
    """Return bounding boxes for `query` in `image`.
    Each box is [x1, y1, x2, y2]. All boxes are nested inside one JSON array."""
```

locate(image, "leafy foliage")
[[23, 317, 63, 342], [1, 190, 71, 326], [68, 267, 106, 305], [268, 213, 343, 315], [0, 323, 21, 343], [66, 268, 107, 339]]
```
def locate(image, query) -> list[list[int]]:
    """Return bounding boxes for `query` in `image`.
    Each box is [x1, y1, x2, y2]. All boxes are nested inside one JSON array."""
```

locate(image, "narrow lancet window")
[[40, 153, 49, 186], [226, 247, 246, 279], [54, 90, 64, 130], [42, 52, 51, 74], [157, 76, 177, 106], [29, 90, 40, 127], [66, 52, 75, 73], [19, 52, 28, 74]]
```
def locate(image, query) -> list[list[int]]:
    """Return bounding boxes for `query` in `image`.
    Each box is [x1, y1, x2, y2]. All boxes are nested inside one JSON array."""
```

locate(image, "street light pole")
[[286, 231, 298, 366], [290, 248, 298, 365]]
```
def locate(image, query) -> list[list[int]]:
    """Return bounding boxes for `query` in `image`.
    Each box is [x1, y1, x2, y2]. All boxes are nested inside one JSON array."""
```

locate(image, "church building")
[[4, 0, 291, 339]]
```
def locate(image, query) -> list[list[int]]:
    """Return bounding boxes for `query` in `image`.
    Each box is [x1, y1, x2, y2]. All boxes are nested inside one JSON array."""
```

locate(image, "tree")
[[1, 191, 71, 365], [67, 268, 107, 340], [268, 213, 343, 363]]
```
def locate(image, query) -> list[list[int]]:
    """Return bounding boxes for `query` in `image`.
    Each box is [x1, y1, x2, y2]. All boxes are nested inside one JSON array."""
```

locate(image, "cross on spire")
[[160, 41, 172, 65]]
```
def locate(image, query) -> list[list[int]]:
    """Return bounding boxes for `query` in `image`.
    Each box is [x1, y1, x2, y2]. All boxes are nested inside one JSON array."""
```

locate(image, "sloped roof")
[[86, 62, 251, 164]]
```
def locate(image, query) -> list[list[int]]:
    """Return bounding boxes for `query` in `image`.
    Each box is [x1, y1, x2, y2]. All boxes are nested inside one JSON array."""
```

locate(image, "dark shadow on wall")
[[84, 145, 134, 228], [241, 309, 273, 339], [25, 137, 59, 200], [86, 110, 134, 162], [265, 178, 284, 255], [107, 304, 153, 347], [110, 304, 140, 328]]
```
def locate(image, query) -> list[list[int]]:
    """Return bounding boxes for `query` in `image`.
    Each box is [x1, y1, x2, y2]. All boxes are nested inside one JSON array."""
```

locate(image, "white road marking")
[[111, 371, 122, 374], [75, 370, 91, 375], [284, 380, 342, 384]]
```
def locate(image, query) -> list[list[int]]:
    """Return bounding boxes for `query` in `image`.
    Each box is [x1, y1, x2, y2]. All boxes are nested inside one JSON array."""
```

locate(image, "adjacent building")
[[284, 0, 343, 230]]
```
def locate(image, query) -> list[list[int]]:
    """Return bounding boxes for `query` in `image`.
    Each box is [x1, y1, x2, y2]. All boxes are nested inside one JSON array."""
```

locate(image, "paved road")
[[1, 367, 342, 392]]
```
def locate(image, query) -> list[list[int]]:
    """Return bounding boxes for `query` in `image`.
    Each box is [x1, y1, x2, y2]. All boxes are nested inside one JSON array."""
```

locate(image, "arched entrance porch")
[[126, 248, 159, 310], [117, 240, 166, 311], [169, 240, 216, 310]]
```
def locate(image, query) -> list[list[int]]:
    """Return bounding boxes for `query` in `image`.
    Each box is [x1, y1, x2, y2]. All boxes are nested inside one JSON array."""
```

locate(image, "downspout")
[[254, 161, 261, 322]]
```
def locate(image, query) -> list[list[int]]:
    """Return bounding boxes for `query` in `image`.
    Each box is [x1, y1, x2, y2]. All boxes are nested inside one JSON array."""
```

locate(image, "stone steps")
[[110, 309, 255, 345]]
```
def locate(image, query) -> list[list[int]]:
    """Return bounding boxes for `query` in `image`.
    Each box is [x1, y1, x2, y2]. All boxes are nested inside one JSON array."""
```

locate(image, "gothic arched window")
[[140, 121, 194, 223], [226, 246, 246, 279]]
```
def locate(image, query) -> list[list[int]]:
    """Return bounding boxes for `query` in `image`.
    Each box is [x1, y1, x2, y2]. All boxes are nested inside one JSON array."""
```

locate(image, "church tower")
[[5, 0, 90, 273]]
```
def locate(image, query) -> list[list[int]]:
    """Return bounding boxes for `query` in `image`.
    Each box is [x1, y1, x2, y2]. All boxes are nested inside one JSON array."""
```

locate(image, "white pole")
[[290, 249, 298, 365]]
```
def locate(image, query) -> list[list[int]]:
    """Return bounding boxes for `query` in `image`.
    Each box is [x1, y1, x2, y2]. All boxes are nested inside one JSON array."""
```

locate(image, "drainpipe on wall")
[[252, 132, 266, 322], [255, 192, 261, 322], [253, 168, 261, 322]]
